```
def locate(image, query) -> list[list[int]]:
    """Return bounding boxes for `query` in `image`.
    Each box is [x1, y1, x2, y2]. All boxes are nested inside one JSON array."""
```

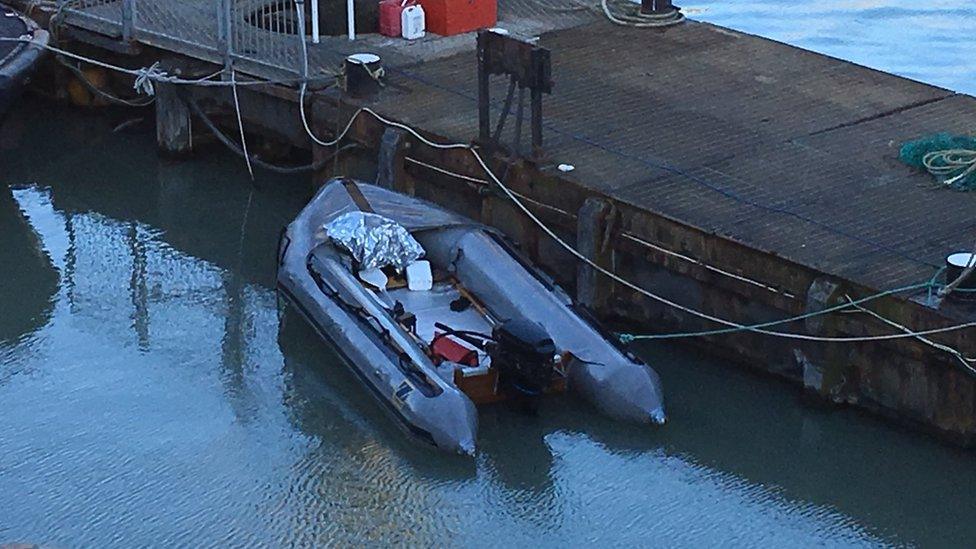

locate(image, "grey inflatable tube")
[[419, 228, 666, 425]]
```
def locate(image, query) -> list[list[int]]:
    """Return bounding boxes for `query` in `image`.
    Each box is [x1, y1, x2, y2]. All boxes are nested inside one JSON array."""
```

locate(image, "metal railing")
[[229, 0, 301, 78], [57, 0, 308, 79]]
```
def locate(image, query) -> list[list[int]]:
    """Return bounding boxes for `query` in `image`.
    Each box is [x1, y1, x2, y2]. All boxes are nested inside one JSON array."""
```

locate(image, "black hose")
[[491, 76, 518, 145], [432, 322, 494, 349], [185, 95, 360, 174]]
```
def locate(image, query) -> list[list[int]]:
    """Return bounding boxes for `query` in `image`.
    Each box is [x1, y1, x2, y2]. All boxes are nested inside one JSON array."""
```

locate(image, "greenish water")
[[2, 101, 976, 547]]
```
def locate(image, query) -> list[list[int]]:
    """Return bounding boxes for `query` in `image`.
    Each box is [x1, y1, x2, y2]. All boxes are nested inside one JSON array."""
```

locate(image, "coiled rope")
[[900, 133, 976, 191], [923, 149, 976, 189]]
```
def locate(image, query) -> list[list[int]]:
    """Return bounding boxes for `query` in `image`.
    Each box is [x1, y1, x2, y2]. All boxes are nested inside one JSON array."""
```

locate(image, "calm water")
[[3, 7, 976, 543], [686, 0, 976, 95]]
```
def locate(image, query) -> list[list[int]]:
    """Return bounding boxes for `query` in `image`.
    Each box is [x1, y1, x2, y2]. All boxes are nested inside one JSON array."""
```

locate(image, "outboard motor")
[[489, 319, 559, 395]]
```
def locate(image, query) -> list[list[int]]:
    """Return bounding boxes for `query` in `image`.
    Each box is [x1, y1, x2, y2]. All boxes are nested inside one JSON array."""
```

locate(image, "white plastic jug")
[[406, 260, 433, 291], [401, 4, 425, 40]]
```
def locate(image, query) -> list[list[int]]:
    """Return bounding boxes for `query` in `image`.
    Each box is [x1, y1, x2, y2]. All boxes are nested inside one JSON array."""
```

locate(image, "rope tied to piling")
[[133, 61, 165, 96]]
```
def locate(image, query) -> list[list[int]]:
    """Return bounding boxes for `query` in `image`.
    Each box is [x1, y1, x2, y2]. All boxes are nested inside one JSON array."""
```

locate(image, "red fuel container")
[[419, 0, 496, 36], [379, 0, 406, 37]]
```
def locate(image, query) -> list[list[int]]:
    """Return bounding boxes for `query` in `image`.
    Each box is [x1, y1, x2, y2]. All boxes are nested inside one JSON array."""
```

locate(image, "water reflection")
[[0, 185, 58, 346]]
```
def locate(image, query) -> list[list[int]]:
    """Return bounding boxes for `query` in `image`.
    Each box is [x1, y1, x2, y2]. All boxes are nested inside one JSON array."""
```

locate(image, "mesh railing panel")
[[59, 0, 304, 77], [59, 0, 124, 35], [135, 0, 223, 57], [231, 0, 302, 77]]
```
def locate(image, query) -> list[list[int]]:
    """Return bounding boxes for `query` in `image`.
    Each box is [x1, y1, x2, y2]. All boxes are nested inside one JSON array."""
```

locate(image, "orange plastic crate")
[[418, 0, 497, 36]]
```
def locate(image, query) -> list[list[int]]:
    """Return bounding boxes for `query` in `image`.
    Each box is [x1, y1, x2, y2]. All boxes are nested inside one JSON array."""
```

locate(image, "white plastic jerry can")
[[401, 4, 426, 40]]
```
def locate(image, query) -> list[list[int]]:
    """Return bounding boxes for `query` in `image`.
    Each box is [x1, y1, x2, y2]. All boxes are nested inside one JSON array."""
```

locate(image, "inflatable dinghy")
[[0, 5, 47, 122], [277, 179, 666, 455]]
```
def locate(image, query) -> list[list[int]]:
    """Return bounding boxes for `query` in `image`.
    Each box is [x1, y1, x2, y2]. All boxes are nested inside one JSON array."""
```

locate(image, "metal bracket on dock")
[[476, 29, 552, 162]]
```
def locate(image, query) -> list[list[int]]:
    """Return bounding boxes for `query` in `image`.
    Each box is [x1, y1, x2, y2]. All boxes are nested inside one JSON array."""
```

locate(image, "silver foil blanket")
[[324, 211, 424, 271]]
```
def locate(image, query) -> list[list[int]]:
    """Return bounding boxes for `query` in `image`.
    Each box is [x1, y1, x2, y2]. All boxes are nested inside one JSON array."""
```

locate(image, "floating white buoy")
[[558, 163, 575, 172]]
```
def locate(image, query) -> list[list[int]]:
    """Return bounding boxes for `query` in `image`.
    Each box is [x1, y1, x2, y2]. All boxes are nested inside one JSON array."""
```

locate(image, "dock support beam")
[[376, 128, 413, 195], [577, 197, 616, 312], [155, 84, 192, 156], [121, 0, 135, 42]]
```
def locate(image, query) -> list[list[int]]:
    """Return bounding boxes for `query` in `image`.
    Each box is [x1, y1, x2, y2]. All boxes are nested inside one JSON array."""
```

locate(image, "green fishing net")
[[899, 133, 976, 191]]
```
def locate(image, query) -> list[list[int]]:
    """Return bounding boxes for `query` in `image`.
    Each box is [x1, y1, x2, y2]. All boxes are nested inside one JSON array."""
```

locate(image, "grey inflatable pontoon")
[[277, 179, 665, 455], [1, 5, 48, 122]]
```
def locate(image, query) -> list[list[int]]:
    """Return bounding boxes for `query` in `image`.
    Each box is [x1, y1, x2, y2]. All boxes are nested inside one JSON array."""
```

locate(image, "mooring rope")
[[843, 295, 976, 375], [230, 69, 255, 180], [54, 53, 155, 107]]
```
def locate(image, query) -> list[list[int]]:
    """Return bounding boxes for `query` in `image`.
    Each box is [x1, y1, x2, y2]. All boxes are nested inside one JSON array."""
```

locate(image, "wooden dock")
[[20, 1, 976, 445]]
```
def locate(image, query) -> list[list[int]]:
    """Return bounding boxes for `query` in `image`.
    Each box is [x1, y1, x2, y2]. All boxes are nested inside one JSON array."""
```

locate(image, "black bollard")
[[945, 252, 976, 301], [641, 0, 674, 15], [343, 53, 383, 99]]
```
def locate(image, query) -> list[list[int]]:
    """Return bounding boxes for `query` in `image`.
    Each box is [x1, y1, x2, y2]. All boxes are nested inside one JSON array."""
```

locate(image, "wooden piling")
[[376, 127, 413, 195], [577, 197, 616, 313], [154, 83, 192, 156]]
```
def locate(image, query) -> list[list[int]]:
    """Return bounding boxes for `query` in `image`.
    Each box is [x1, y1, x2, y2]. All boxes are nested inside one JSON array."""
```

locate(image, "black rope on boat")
[[305, 255, 441, 394]]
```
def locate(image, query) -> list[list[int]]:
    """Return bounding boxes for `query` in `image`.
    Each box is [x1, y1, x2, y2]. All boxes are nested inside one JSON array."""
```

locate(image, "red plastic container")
[[430, 333, 479, 367], [379, 0, 407, 37], [419, 0, 496, 36]]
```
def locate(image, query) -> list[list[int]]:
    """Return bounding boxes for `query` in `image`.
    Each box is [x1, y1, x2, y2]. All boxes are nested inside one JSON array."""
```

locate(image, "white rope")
[[54, 54, 155, 107], [230, 69, 255, 180], [845, 295, 976, 375], [132, 61, 163, 96], [467, 146, 976, 342], [939, 241, 976, 299], [923, 149, 976, 188]]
